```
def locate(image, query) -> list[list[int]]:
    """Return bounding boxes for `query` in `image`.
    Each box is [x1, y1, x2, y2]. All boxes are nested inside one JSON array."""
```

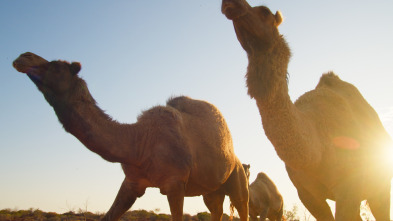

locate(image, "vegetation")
[[0, 203, 376, 221], [0, 208, 239, 221]]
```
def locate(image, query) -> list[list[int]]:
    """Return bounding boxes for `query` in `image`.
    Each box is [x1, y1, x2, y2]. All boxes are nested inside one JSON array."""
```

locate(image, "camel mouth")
[[13, 52, 48, 74], [13, 52, 48, 88], [13, 60, 44, 85], [13, 60, 31, 74], [222, 0, 248, 20]]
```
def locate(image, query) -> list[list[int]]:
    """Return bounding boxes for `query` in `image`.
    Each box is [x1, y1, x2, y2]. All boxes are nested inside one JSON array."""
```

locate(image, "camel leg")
[[335, 197, 362, 221], [258, 207, 268, 221], [203, 190, 225, 221], [225, 164, 249, 221], [335, 181, 362, 221], [276, 205, 284, 221], [165, 181, 186, 221], [367, 181, 391, 221], [101, 179, 146, 221], [229, 196, 249, 221], [297, 189, 334, 221]]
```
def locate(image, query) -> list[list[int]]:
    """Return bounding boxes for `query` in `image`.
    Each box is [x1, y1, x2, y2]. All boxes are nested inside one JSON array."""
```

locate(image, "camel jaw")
[[13, 52, 48, 74]]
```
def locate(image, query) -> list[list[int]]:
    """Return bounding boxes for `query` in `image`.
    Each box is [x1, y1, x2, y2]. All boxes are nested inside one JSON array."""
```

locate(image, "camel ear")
[[70, 62, 81, 75], [275, 11, 283, 27]]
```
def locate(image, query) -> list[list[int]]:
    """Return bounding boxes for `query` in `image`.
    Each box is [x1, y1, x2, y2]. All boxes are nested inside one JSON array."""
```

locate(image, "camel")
[[222, 0, 393, 220], [243, 164, 250, 180], [248, 172, 284, 221], [239, 165, 283, 221], [12, 52, 249, 221], [231, 164, 251, 219]]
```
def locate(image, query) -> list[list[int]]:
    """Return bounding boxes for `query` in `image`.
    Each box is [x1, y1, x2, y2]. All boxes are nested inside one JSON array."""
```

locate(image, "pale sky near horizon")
[[1, 0, 393, 220]]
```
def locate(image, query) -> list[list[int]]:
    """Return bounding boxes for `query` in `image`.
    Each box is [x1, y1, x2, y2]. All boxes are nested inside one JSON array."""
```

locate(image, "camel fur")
[[13, 52, 249, 221], [222, 0, 393, 220]]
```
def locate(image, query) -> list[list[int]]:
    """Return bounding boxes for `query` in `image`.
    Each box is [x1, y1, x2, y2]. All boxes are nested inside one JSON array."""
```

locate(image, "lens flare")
[[333, 136, 360, 150]]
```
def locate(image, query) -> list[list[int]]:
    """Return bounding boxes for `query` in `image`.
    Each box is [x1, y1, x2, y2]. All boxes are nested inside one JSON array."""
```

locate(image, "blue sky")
[[1, 0, 393, 219]]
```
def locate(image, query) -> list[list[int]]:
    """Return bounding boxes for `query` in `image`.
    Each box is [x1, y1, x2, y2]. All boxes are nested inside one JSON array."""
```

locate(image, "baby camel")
[[13, 52, 249, 221], [222, 0, 393, 220]]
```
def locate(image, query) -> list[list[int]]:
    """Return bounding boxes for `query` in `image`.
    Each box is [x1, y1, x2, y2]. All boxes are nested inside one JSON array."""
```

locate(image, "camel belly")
[[286, 165, 335, 201], [184, 154, 236, 196]]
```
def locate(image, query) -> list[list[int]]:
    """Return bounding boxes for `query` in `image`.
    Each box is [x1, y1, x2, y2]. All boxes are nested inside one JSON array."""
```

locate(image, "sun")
[[378, 107, 393, 163], [380, 124, 393, 170]]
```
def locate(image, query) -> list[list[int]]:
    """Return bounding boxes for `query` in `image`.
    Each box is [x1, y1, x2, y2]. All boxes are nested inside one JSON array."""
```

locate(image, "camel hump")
[[316, 72, 360, 96], [316, 71, 341, 87], [256, 172, 272, 184], [166, 96, 221, 117], [255, 172, 279, 192], [315, 72, 366, 105], [166, 96, 192, 108]]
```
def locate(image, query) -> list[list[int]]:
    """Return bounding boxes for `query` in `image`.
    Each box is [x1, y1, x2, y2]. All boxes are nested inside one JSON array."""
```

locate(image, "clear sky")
[[1, 0, 393, 219]]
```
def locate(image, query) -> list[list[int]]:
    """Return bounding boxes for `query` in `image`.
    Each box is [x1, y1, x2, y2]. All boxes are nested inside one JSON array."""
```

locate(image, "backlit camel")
[[13, 52, 249, 221], [240, 165, 284, 221], [248, 172, 284, 221], [222, 0, 393, 220]]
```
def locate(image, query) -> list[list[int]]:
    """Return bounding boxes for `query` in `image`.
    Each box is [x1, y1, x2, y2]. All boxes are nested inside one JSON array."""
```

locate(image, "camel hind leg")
[[203, 190, 225, 221], [101, 179, 146, 221], [224, 163, 249, 221]]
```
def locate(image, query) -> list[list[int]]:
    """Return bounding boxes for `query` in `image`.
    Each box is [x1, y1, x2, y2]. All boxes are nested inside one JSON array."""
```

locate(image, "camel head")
[[242, 164, 250, 181], [13, 52, 81, 97], [222, 0, 283, 54]]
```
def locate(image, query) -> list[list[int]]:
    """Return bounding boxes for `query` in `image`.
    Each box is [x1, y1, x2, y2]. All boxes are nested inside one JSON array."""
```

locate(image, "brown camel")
[[13, 52, 249, 221], [222, 0, 393, 220], [239, 165, 283, 221], [248, 172, 284, 221]]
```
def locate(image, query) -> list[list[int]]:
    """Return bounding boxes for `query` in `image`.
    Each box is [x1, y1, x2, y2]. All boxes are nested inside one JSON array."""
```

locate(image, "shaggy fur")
[[222, 0, 393, 220]]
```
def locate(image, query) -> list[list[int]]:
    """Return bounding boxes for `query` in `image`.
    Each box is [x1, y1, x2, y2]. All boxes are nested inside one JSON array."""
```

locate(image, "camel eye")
[[257, 7, 272, 19]]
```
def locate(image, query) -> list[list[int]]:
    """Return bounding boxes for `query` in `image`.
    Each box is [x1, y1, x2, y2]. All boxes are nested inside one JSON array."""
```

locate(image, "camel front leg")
[[297, 188, 334, 221], [258, 207, 268, 221], [335, 197, 362, 221], [101, 179, 146, 221], [334, 180, 362, 221], [367, 180, 391, 221], [203, 190, 225, 221], [165, 181, 186, 221]]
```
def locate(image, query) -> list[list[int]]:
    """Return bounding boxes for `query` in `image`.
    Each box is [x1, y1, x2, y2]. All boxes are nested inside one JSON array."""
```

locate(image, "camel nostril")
[[222, 1, 234, 10]]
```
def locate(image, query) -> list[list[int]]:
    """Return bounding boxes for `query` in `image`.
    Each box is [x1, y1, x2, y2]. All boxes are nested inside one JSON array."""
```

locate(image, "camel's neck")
[[247, 37, 321, 169], [46, 79, 140, 164]]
